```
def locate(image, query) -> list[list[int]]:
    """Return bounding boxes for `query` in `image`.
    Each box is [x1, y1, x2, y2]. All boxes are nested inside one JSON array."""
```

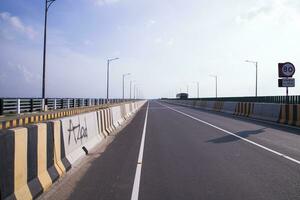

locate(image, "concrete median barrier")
[[111, 106, 123, 128], [205, 101, 215, 111], [96, 109, 109, 137], [213, 101, 224, 112], [60, 112, 103, 165], [0, 121, 71, 200], [124, 104, 131, 118], [162, 100, 300, 128], [222, 102, 238, 114], [0, 100, 146, 200], [278, 104, 300, 126], [234, 102, 254, 117], [252, 103, 281, 122]]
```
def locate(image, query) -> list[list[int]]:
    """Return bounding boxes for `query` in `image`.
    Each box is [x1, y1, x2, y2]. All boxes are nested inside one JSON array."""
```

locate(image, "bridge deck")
[[41, 100, 300, 200]]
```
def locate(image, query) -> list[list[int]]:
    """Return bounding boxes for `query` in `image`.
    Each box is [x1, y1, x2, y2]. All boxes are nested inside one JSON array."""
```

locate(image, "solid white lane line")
[[157, 101, 300, 165], [131, 102, 149, 200]]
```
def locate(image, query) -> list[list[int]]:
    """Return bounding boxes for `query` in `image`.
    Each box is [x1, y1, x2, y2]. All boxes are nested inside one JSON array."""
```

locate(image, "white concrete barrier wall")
[[206, 101, 215, 110], [194, 100, 202, 108], [135, 100, 147, 111], [252, 103, 281, 122], [111, 106, 123, 127], [222, 102, 238, 114], [125, 104, 131, 118], [60, 112, 103, 164], [162, 100, 282, 124], [60, 100, 146, 165]]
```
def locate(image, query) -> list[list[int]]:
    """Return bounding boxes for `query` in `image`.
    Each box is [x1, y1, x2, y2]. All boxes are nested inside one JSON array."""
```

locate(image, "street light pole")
[[210, 75, 218, 98], [106, 57, 119, 102], [134, 84, 136, 99], [130, 80, 135, 99], [196, 82, 199, 98], [133, 84, 140, 99], [122, 73, 130, 100], [256, 62, 258, 97], [187, 85, 189, 94], [245, 60, 258, 97], [193, 81, 199, 98], [42, 0, 56, 101]]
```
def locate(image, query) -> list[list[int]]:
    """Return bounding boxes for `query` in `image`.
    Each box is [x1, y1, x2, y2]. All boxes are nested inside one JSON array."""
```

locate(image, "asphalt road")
[[42, 100, 300, 200]]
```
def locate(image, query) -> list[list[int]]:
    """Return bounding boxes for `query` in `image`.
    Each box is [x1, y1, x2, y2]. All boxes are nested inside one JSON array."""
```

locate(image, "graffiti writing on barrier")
[[67, 117, 88, 145]]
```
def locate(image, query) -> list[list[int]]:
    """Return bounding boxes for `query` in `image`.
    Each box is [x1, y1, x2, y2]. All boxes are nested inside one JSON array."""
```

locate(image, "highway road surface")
[[41, 100, 300, 200]]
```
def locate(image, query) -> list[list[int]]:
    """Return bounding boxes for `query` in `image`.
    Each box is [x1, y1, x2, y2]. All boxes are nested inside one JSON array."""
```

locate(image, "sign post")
[[278, 62, 296, 103]]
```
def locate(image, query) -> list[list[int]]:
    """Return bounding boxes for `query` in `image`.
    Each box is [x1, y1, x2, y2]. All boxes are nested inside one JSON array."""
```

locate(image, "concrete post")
[[41, 99, 45, 112], [17, 99, 21, 114], [54, 99, 57, 110]]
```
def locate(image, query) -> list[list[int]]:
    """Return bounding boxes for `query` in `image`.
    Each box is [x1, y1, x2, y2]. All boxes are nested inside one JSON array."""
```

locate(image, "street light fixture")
[[210, 75, 218, 98], [106, 57, 119, 101], [122, 73, 131, 100], [245, 60, 258, 97], [42, 0, 56, 102]]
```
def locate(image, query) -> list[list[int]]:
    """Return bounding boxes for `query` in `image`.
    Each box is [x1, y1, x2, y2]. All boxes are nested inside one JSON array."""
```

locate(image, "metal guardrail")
[[165, 95, 300, 104], [0, 98, 133, 115]]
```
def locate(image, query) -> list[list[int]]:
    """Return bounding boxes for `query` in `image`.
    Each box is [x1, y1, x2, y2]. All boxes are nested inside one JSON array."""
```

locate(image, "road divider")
[[60, 112, 102, 165], [162, 100, 300, 128], [0, 122, 71, 200], [0, 101, 146, 200]]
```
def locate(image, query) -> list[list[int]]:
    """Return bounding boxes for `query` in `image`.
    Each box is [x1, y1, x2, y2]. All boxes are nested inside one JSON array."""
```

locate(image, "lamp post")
[[134, 84, 136, 99], [193, 81, 200, 98], [210, 75, 218, 98], [134, 84, 140, 99], [106, 57, 119, 102], [42, 0, 56, 104], [187, 85, 189, 94], [245, 60, 258, 97], [130, 80, 135, 99], [122, 73, 131, 100]]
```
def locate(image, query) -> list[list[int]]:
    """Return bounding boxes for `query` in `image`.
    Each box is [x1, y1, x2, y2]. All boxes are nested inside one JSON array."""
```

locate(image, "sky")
[[0, 0, 300, 99]]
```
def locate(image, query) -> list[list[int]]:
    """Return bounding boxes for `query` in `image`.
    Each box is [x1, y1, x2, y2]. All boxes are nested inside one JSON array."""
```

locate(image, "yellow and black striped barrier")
[[0, 120, 71, 200], [278, 104, 300, 126], [234, 102, 254, 117], [213, 101, 224, 112]]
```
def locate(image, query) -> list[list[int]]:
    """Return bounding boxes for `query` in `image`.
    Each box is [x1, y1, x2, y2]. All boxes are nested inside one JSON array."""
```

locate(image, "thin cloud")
[[0, 12, 37, 39], [235, 0, 300, 25], [7, 62, 41, 83], [235, 4, 273, 24], [93, 0, 120, 6]]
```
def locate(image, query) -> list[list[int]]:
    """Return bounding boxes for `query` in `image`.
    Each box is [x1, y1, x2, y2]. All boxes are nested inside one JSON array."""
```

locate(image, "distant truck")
[[176, 93, 188, 99]]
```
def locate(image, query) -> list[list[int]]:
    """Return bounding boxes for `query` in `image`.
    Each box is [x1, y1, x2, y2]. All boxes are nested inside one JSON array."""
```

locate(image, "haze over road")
[[43, 100, 300, 200]]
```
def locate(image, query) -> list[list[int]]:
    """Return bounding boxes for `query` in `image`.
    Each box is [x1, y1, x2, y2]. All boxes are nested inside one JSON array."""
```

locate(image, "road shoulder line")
[[131, 102, 149, 200]]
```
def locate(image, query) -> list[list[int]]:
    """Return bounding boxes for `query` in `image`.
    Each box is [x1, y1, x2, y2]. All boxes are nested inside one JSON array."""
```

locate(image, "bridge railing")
[[0, 98, 133, 115], [166, 95, 300, 104]]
